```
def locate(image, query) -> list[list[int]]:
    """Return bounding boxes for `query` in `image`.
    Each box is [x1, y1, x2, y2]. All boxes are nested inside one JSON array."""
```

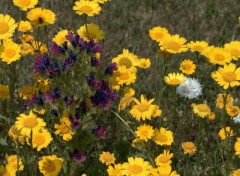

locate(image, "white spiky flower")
[[233, 113, 240, 124], [176, 77, 202, 99]]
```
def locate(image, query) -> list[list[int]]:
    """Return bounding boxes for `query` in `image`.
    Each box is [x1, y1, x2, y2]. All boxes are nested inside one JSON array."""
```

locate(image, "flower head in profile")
[[224, 41, 240, 61], [179, 59, 196, 75], [18, 20, 33, 32], [149, 26, 169, 42], [0, 14, 17, 39], [73, 0, 101, 16], [6, 155, 24, 174], [211, 63, 240, 89], [187, 40, 208, 53], [27, 7, 56, 27], [13, 0, 38, 11], [77, 23, 104, 41], [164, 72, 186, 87], [38, 155, 63, 176], [218, 126, 234, 140], [182, 141, 197, 154], [176, 77, 202, 99], [192, 103, 211, 118], [99, 151, 116, 166]]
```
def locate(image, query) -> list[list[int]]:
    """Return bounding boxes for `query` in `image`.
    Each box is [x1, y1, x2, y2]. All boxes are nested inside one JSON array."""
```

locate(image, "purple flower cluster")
[[105, 62, 118, 75]]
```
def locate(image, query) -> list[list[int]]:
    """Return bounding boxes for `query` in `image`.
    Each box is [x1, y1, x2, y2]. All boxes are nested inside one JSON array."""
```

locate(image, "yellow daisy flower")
[[226, 106, 240, 117], [192, 103, 211, 118], [139, 58, 151, 69], [159, 34, 188, 54], [0, 41, 21, 64], [118, 96, 134, 111], [0, 14, 17, 39], [52, 29, 70, 46], [31, 128, 53, 151], [152, 127, 174, 146], [18, 20, 32, 32], [19, 86, 35, 100], [211, 63, 240, 89], [164, 72, 186, 87], [123, 87, 135, 97], [179, 59, 196, 75], [27, 7, 56, 27], [187, 41, 208, 53], [215, 93, 234, 109], [235, 138, 240, 157], [99, 151, 116, 166], [13, 0, 38, 11], [113, 66, 137, 86], [182, 141, 197, 154], [224, 41, 240, 61], [149, 26, 169, 42], [203, 46, 232, 65], [15, 110, 46, 137], [54, 117, 75, 141], [38, 155, 63, 176], [130, 94, 156, 121], [122, 157, 151, 176], [0, 85, 10, 99], [77, 23, 104, 41], [107, 164, 123, 176], [157, 165, 180, 176], [73, 0, 101, 16], [155, 150, 173, 166], [112, 49, 140, 73], [135, 124, 154, 141], [218, 126, 234, 140]]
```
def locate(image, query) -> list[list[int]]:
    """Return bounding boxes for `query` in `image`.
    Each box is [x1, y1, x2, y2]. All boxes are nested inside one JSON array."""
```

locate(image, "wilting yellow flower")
[[122, 157, 151, 176], [152, 127, 174, 146], [30, 128, 53, 151], [192, 103, 211, 118], [13, 0, 38, 11], [6, 155, 24, 174], [179, 59, 196, 75], [77, 23, 104, 41], [8, 124, 26, 142], [187, 40, 208, 53], [218, 126, 234, 140], [155, 150, 173, 166], [52, 29, 70, 46], [112, 49, 140, 73], [135, 124, 154, 141], [130, 94, 156, 121], [0, 14, 17, 39], [20, 43, 34, 56], [182, 141, 197, 154], [38, 155, 63, 176], [216, 93, 234, 109], [19, 86, 35, 100], [226, 106, 240, 117], [164, 72, 186, 87], [99, 151, 116, 166], [107, 164, 123, 176], [123, 87, 135, 97], [159, 34, 188, 54], [203, 46, 232, 65], [18, 20, 32, 32], [149, 26, 169, 42], [27, 7, 56, 27], [54, 116, 75, 141], [139, 58, 151, 69], [235, 138, 240, 157], [73, 0, 101, 16], [224, 41, 240, 61], [118, 96, 134, 111], [0, 85, 10, 99], [208, 112, 216, 121], [211, 63, 240, 89], [20, 34, 33, 43], [0, 41, 21, 64]]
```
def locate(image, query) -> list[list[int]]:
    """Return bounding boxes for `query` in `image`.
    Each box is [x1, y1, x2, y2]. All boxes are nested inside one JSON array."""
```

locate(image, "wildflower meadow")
[[1, 0, 240, 175]]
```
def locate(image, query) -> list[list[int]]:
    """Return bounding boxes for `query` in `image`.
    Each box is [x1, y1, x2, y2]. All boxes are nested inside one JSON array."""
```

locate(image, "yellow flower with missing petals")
[[155, 150, 173, 166], [118, 96, 134, 111], [152, 127, 174, 146], [18, 20, 32, 32], [13, 0, 38, 11], [52, 30, 70, 46], [0, 41, 21, 64], [0, 14, 17, 39], [187, 41, 208, 53], [159, 34, 188, 54], [19, 86, 35, 100], [54, 117, 75, 141], [107, 164, 123, 176], [38, 155, 63, 176], [182, 141, 197, 154], [73, 0, 101, 16], [218, 126, 234, 140], [157, 165, 180, 176], [179, 59, 196, 75], [77, 23, 104, 41], [149, 26, 169, 42], [211, 63, 240, 89], [0, 85, 10, 99], [139, 58, 151, 69], [164, 72, 186, 87], [135, 124, 154, 141], [192, 103, 211, 118], [99, 151, 116, 166], [27, 7, 56, 27], [216, 93, 234, 109]]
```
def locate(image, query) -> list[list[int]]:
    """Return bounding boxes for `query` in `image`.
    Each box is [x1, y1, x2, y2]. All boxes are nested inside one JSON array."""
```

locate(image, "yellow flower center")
[[154, 32, 163, 39], [38, 17, 44, 24], [80, 5, 93, 13], [181, 64, 191, 71], [215, 54, 225, 61], [119, 57, 132, 69], [60, 125, 70, 134], [5, 49, 16, 58], [0, 22, 9, 34], [196, 104, 210, 113], [24, 117, 38, 128], [43, 160, 56, 172], [231, 49, 240, 57], [128, 165, 143, 174], [33, 134, 45, 145], [166, 41, 180, 50], [21, 0, 31, 6], [158, 156, 169, 163], [140, 130, 149, 137], [137, 103, 149, 112], [192, 45, 203, 52], [120, 73, 129, 80], [102, 154, 114, 162], [157, 134, 168, 143], [223, 72, 236, 82], [183, 142, 194, 150], [169, 79, 181, 86]]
